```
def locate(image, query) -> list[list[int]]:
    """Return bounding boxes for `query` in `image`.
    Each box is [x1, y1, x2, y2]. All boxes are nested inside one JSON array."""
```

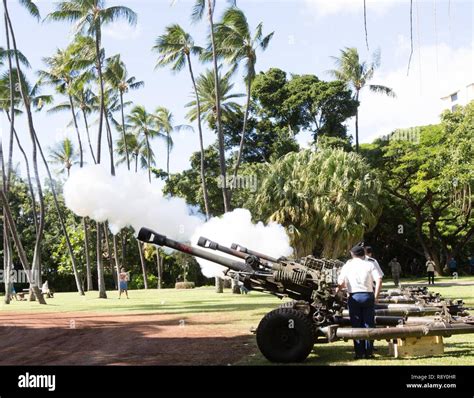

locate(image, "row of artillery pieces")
[[137, 227, 474, 361], [327, 285, 474, 358]]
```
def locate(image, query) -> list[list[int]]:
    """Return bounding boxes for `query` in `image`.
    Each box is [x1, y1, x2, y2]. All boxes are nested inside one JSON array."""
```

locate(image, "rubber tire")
[[256, 308, 315, 363]]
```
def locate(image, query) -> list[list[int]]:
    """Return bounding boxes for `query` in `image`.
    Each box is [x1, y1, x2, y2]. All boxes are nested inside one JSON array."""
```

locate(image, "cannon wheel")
[[256, 308, 314, 363]]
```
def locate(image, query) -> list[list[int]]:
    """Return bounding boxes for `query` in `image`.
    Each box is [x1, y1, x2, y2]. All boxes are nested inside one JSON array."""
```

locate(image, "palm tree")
[[192, 0, 237, 212], [153, 24, 211, 219], [329, 47, 395, 152], [48, 2, 137, 299], [214, 7, 273, 189], [127, 105, 165, 183], [49, 138, 78, 177], [47, 0, 137, 166], [40, 47, 90, 167], [186, 68, 244, 134], [256, 148, 382, 257], [116, 131, 144, 173], [104, 54, 143, 170], [153, 106, 192, 180], [3, 0, 84, 299], [0, 48, 32, 304]]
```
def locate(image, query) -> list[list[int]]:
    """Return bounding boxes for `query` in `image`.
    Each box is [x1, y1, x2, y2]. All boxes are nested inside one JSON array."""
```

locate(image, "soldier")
[[388, 257, 402, 287], [336, 245, 383, 359], [364, 246, 384, 280]]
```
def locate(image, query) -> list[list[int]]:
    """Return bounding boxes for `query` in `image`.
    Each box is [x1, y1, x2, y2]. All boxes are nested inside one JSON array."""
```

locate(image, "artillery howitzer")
[[138, 227, 474, 363]]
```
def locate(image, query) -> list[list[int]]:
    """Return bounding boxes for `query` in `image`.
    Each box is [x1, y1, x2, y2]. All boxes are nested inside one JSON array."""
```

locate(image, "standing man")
[[469, 256, 474, 275], [426, 257, 436, 285], [337, 245, 383, 360], [388, 257, 402, 287]]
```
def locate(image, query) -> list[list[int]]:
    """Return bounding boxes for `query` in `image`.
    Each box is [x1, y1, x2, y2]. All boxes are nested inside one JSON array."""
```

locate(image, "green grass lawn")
[[1, 276, 473, 365]]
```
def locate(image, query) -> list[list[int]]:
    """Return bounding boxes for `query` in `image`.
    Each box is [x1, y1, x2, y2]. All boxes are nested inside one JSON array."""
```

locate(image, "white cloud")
[[303, 0, 398, 17], [357, 40, 474, 142], [103, 21, 142, 41]]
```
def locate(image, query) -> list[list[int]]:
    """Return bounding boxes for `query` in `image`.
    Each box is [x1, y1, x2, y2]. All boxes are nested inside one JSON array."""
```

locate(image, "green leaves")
[[255, 148, 382, 257]]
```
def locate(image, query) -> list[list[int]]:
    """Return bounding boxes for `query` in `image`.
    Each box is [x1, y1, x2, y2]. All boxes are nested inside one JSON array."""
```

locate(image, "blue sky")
[[1, 0, 473, 179]]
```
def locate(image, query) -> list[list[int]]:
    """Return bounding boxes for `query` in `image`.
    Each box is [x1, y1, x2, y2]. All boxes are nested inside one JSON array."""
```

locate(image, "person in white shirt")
[[364, 246, 384, 279], [336, 245, 383, 359]]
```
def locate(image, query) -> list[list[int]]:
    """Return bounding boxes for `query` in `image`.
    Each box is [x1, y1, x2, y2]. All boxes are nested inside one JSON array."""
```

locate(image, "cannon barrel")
[[335, 322, 474, 340], [230, 242, 280, 264], [198, 237, 275, 270], [137, 227, 254, 273]]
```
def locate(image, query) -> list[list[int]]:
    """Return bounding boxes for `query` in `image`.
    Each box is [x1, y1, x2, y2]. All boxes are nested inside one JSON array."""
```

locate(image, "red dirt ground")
[[0, 311, 255, 365]]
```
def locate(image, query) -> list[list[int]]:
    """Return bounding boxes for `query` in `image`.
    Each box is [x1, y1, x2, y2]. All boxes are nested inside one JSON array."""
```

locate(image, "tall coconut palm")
[[186, 68, 244, 135], [39, 45, 96, 291], [153, 24, 211, 218], [104, 54, 143, 170], [115, 131, 145, 173], [214, 7, 273, 190], [47, 0, 137, 166], [40, 48, 90, 167], [47, 1, 136, 299], [3, 0, 84, 299], [49, 138, 79, 177], [329, 47, 395, 152], [2, 0, 45, 304], [127, 105, 164, 183], [153, 106, 192, 180], [125, 105, 164, 290], [192, 0, 237, 212]]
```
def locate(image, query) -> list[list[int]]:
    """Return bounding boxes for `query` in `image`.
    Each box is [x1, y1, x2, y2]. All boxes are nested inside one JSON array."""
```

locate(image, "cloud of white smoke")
[[64, 165, 293, 278]]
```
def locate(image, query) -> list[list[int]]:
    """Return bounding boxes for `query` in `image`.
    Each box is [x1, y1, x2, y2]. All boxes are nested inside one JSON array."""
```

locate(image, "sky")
[[1, 0, 473, 180]]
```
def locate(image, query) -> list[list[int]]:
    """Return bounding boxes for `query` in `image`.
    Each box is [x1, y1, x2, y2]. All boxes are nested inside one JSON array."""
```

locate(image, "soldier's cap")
[[350, 245, 365, 257]]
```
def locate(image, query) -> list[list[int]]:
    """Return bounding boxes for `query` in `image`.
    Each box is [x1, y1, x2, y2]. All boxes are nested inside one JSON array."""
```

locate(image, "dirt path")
[[0, 311, 255, 365]]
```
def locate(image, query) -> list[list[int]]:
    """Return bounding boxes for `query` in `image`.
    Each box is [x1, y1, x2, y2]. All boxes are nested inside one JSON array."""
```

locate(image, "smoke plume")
[[64, 165, 293, 277]]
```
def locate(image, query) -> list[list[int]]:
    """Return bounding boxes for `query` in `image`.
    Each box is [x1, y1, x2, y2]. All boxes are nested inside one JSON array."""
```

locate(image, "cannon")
[[138, 227, 474, 363]]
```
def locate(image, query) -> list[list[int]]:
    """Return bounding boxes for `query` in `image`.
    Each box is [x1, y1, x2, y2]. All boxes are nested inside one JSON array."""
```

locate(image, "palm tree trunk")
[[104, 114, 116, 176], [83, 217, 93, 291], [145, 135, 152, 183], [355, 91, 360, 152], [230, 77, 252, 199], [4, 12, 14, 192], [5, 4, 45, 294], [102, 224, 116, 289], [0, 189, 46, 304], [9, 114, 38, 234], [1, 141, 12, 304], [137, 241, 148, 289], [112, 234, 121, 292], [156, 248, 162, 289], [96, 221, 107, 298], [207, 0, 230, 213], [166, 131, 170, 179], [81, 108, 96, 164], [95, 28, 105, 164], [32, 130, 85, 295], [68, 93, 83, 167], [120, 92, 130, 170], [187, 51, 210, 219]]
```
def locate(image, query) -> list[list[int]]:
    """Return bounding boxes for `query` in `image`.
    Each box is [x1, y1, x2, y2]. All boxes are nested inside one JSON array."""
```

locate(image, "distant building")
[[441, 83, 474, 111]]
